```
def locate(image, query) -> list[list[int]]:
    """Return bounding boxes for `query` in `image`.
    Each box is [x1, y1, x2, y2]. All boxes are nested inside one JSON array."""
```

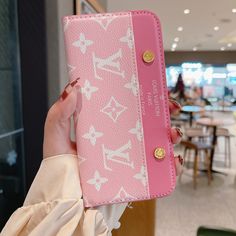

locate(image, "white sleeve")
[[0, 154, 127, 236]]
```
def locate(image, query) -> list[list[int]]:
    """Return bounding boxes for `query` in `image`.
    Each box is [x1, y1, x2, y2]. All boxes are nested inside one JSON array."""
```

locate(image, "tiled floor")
[[155, 112, 236, 236]]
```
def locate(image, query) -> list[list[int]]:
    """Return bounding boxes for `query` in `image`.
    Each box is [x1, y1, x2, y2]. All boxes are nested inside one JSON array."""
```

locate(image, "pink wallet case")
[[63, 10, 176, 207]]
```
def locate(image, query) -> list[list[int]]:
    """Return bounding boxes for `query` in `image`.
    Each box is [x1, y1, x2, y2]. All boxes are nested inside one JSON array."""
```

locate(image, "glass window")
[[0, 0, 25, 228]]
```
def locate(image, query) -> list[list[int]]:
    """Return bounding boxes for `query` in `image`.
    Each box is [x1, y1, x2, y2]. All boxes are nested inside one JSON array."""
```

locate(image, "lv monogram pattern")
[[64, 13, 149, 206]]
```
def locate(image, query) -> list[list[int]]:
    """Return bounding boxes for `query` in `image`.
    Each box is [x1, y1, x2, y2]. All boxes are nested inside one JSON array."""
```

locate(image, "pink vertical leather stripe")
[[131, 11, 176, 197]]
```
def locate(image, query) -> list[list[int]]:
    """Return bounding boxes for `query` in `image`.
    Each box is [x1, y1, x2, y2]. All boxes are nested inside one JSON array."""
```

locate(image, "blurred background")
[[0, 0, 236, 235]]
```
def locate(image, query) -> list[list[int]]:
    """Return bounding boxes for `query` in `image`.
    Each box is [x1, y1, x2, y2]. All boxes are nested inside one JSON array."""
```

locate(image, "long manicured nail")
[[61, 78, 80, 100], [175, 155, 184, 176], [175, 127, 183, 138], [177, 155, 184, 166], [169, 98, 181, 110], [171, 127, 182, 144]]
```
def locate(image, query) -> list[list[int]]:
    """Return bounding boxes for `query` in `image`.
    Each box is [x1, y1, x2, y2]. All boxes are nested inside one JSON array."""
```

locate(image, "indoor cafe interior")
[[0, 0, 236, 236]]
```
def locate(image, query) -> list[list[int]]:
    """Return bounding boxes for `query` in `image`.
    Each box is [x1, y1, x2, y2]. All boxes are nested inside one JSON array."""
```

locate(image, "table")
[[181, 105, 203, 126], [196, 117, 234, 174], [204, 105, 236, 112]]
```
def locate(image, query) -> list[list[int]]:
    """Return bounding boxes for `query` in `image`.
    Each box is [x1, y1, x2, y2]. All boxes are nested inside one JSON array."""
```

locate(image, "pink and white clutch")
[[63, 10, 176, 207]]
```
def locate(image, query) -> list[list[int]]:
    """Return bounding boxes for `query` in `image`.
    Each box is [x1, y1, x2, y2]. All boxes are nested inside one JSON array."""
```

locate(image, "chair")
[[171, 113, 189, 128], [180, 140, 212, 189], [171, 118, 185, 128], [183, 127, 211, 166], [197, 226, 236, 236], [188, 127, 234, 168], [202, 98, 212, 106], [216, 128, 233, 168], [185, 127, 210, 140]]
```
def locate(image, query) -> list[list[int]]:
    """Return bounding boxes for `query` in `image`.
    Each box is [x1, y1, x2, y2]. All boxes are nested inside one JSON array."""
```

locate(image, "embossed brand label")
[[139, 79, 161, 117]]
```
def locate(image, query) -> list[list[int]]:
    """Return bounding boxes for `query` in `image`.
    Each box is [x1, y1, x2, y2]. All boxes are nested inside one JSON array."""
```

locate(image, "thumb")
[[43, 78, 80, 158]]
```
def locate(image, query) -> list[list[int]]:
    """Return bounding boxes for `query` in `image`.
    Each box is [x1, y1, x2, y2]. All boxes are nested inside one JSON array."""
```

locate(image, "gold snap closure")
[[142, 50, 155, 63], [154, 147, 165, 159]]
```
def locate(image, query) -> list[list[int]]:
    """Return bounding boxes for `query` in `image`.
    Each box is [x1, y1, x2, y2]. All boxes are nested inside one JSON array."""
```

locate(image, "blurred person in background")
[[171, 73, 186, 104], [186, 85, 203, 106]]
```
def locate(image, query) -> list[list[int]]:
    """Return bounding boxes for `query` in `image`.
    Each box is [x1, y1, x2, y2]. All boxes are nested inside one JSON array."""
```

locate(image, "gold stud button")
[[154, 147, 165, 159], [142, 50, 155, 63]]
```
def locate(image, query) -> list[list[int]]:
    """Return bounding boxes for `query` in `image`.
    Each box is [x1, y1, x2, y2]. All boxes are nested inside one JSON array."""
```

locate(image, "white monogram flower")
[[133, 166, 147, 186], [72, 33, 93, 54], [80, 80, 98, 100], [93, 14, 116, 30], [63, 17, 70, 31], [112, 187, 135, 201], [82, 126, 103, 146], [67, 64, 75, 73], [120, 28, 134, 49], [87, 171, 108, 191], [124, 74, 139, 96], [129, 120, 143, 141], [101, 96, 127, 123], [78, 155, 86, 165]]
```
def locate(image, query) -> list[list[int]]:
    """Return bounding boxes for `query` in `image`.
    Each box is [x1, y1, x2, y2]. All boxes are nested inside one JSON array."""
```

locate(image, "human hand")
[[43, 78, 80, 158], [43, 79, 183, 175]]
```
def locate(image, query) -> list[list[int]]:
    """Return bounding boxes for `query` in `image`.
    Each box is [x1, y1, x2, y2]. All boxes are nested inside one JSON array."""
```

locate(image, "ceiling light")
[[232, 8, 236, 13], [227, 43, 232, 47], [220, 47, 225, 51], [174, 37, 179, 42], [182, 63, 202, 69], [193, 47, 197, 51], [184, 9, 190, 14], [227, 64, 236, 71], [177, 26, 183, 32], [172, 43, 177, 48], [214, 26, 219, 31], [212, 73, 227, 79]]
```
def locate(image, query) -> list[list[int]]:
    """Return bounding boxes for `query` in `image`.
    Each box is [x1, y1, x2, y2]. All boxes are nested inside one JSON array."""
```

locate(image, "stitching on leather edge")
[[64, 12, 130, 21], [128, 12, 150, 198], [126, 10, 175, 198]]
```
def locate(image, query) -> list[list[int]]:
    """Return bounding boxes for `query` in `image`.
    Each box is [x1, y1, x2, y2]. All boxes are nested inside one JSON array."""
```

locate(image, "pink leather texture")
[[63, 10, 175, 207], [132, 11, 175, 197]]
